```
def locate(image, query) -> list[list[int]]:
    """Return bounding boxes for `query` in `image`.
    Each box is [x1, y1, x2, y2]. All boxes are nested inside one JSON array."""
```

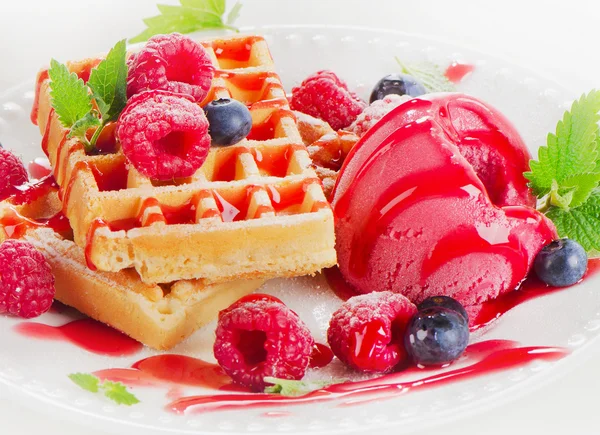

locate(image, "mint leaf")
[[395, 57, 456, 93], [69, 373, 100, 393], [130, 0, 240, 44], [558, 172, 600, 209], [68, 111, 101, 148], [87, 39, 128, 122], [264, 377, 346, 397], [181, 0, 226, 15], [546, 189, 600, 252], [68, 373, 140, 406], [526, 91, 600, 197], [48, 59, 93, 128], [102, 381, 140, 406]]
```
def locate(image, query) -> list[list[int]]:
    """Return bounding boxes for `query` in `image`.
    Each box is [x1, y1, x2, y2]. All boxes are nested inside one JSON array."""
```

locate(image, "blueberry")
[[418, 296, 468, 323], [370, 73, 427, 103], [404, 307, 469, 366], [534, 238, 588, 287], [204, 98, 252, 146]]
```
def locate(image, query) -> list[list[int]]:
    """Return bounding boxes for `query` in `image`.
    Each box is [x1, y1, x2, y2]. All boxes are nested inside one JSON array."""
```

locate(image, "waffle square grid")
[[33, 35, 336, 284]]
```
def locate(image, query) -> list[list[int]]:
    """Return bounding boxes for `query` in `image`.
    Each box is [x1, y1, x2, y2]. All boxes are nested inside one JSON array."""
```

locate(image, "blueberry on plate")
[[534, 238, 588, 287], [370, 73, 427, 103], [204, 98, 252, 146], [418, 296, 468, 323], [404, 307, 469, 366]]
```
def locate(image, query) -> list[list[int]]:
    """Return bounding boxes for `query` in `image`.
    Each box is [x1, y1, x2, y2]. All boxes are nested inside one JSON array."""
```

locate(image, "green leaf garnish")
[[264, 377, 346, 397], [87, 39, 128, 123], [130, 0, 242, 44], [526, 90, 600, 254], [525, 90, 600, 198], [48, 59, 93, 128], [68, 373, 100, 393], [546, 189, 600, 252], [69, 373, 140, 406], [48, 40, 128, 153], [395, 57, 456, 93], [67, 111, 102, 148], [102, 381, 141, 406]]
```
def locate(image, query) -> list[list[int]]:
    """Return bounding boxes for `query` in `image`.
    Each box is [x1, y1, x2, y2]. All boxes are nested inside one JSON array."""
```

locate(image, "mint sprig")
[[49, 39, 128, 153], [526, 91, 600, 200], [546, 189, 600, 253], [130, 0, 242, 44], [69, 373, 140, 406], [48, 60, 93, 127], [264, 377, 346, 397], [395, 57, 456, 93], [526, 90, 600, 254]]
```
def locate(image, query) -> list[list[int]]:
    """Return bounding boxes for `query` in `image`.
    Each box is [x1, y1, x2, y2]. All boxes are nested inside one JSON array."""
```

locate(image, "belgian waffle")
[[32, 35, 336, 284], [0, 187, 263, 350], [294, 111, 359, 198]]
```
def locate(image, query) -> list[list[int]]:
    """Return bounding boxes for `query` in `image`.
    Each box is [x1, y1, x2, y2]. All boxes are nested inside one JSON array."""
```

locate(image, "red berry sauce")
[[445, 62, 475, 83], [14, 318, 142, 356]]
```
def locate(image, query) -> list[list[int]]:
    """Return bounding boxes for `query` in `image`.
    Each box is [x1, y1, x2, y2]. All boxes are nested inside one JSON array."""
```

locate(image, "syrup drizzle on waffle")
[[32, 35, 336, 283]]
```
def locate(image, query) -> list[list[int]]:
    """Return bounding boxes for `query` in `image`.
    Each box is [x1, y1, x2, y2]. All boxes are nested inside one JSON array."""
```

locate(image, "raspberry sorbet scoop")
[[331, 93, 557, 323], [214, 294, 314, 392], [117, 90, 211, 180]]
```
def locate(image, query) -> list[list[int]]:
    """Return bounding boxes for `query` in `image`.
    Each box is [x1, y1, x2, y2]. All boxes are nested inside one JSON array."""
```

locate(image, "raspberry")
[[214, 294, 314, 392], [327, 291, 417, 373], [0, 148, 28, 201], [0, 240, 55, 318], [117, 90, 211, 180], [349, 94, 412, 137], [290, 70, 366, 131], [127, 33, 214, 102]]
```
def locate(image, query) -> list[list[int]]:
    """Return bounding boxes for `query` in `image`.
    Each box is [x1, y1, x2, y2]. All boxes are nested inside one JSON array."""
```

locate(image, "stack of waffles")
[[0, 35, 336, 350]]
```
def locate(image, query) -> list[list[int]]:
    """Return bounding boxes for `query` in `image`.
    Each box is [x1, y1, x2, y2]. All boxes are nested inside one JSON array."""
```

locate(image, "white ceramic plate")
[[0, 25, 596, 435]]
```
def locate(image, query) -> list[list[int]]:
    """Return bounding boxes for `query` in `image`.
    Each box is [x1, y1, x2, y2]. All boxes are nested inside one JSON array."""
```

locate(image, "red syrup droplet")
[[40, 109, 54, 156], [471, 258, 600, 330], [211, 36, 262, 62], [85, 218, 108, 271], [14, 318, 142, 356], [309, 343, 334, 369], [445, 62, 475, 83], [28, 157, 52, 179], [165, 340, 568, 415], [94, 355, 233, 390], [8, 175, 59, 206], [31, 69, 49, 125]]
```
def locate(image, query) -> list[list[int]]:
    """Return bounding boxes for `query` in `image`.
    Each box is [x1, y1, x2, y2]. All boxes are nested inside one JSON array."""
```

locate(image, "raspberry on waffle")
[[0, 186, 264, 350], [32, 35, 336, 284]]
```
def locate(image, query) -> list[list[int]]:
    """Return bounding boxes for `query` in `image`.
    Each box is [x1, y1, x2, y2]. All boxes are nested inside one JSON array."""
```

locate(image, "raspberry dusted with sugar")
[[0, 240, 55, 318], [127, 33, 214, 102], [290, 70, 366, 130], [0, 148, 28, 201], [214, 294, 314, 392], [327, 291, 417, 373], [117, 90, 211, 180], [349, 94, 412, 137]]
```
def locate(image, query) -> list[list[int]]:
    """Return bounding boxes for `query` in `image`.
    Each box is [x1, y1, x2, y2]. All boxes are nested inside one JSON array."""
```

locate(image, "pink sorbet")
[[331, 93, 557, 322]]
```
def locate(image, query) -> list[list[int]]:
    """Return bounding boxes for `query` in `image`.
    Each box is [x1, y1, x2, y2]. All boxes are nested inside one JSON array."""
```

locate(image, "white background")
[[1, 0, 600, 433]]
